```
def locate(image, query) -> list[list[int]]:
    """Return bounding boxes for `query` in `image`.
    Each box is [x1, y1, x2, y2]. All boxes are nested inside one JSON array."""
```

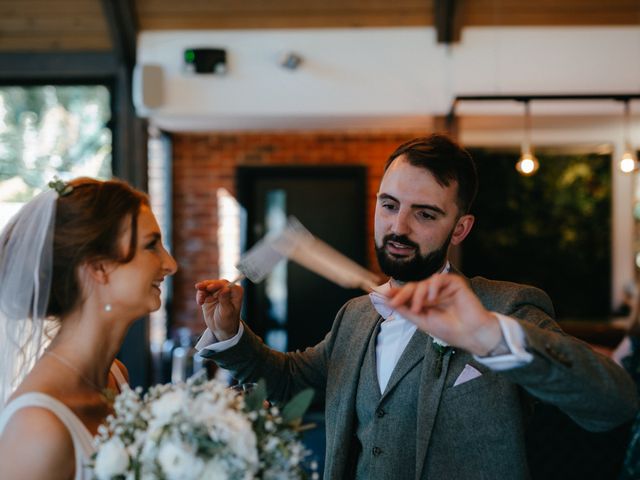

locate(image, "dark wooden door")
[[237, 166, 367, 352]]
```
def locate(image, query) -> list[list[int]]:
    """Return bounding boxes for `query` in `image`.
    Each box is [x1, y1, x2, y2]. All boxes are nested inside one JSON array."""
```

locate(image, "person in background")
[[197, 134, 638, 480], [0, 178, 177, 480], [613, 284, 640, 479]]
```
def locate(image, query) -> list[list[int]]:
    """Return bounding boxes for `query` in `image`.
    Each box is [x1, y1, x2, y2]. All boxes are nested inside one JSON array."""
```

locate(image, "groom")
[[196, 134, 638, 479]]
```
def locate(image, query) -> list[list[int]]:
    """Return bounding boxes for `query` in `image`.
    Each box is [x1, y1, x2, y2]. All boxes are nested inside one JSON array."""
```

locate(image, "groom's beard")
[[375, 232, 453, 282]]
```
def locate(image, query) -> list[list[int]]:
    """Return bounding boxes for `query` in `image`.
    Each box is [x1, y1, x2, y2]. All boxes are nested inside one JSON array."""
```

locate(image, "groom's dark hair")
[[385, 134, 478, 215]]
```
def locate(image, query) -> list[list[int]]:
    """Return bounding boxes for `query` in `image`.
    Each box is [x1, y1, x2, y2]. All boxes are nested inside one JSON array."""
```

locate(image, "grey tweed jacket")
[[203, 275, 638, 479]]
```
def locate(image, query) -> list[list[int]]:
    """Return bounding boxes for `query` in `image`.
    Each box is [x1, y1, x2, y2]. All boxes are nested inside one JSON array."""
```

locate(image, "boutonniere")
[[432, 337, 453, 378]]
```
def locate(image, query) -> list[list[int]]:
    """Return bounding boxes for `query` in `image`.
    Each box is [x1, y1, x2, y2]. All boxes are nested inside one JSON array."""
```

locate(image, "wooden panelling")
[[136, 0, 435, 30], [461, 0, 640, 26], [0, 0, 111, 51], [136, 0, 640, 30], [0, 0, 638, 54]]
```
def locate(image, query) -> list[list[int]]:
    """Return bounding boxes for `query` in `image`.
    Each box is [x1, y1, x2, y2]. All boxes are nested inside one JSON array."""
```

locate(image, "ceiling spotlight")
[[280, 52, 303, 70], [516, 100, 539, 176]]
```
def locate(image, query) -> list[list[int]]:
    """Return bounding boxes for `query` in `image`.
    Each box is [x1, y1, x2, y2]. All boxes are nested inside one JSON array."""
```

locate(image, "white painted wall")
[[137, 26, 640, 311], [137, 27, 445, 124], [137, 26, 640, 129]]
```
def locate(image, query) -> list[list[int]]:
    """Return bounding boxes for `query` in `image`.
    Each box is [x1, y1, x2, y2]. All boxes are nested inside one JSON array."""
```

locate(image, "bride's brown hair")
[[46, 177, 149, 317]]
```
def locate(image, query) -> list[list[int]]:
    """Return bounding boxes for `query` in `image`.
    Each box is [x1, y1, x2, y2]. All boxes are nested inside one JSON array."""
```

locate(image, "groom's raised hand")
[[386, 273, 503, 356], [195, 279, 243, 341]]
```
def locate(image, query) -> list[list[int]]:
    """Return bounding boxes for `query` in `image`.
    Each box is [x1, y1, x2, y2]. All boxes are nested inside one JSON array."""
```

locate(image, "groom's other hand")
[[387, 274, 502, 357], [195, 279, 243, 341]]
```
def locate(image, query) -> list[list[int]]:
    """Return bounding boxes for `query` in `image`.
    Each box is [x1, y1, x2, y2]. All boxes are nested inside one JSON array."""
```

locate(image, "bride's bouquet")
[[91, 377, 317, 480]]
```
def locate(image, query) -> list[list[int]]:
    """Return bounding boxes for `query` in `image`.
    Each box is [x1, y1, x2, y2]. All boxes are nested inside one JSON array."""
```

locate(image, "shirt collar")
[[369, 261, 451, 319]]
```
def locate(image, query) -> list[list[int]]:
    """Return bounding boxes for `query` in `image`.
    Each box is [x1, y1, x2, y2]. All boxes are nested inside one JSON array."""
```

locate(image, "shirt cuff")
[[473, 313, 533, 371], [195, 323, 245, 354], [612, 335, 632, 367]]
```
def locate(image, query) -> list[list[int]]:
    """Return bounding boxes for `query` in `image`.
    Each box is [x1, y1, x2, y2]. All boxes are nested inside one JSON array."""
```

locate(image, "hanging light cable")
[[619, 99, 638, 173], [515, 99, 539, 176]]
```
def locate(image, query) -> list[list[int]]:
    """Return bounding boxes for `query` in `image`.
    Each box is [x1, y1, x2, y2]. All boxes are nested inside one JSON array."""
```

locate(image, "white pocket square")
[[453, 364, 482, 387]]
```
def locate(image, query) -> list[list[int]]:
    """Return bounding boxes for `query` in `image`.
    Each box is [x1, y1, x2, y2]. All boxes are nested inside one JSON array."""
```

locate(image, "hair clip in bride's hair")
[[48, 177, 74, 197]]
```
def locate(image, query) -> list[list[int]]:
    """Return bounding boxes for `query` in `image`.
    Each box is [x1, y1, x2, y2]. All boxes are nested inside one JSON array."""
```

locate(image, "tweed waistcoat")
[[355, 322, 426, 480]]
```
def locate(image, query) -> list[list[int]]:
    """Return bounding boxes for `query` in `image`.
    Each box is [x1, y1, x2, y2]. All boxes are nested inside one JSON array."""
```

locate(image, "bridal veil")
[[0, 190, 57, 407]]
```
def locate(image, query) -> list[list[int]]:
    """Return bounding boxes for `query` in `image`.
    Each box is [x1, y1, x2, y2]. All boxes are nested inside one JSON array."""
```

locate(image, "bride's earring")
[[104, 303, 112, 312]]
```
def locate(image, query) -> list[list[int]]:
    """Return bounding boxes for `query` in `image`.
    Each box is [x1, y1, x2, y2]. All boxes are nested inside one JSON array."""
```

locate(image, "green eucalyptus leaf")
[[282, 388, 314, 425], [244, 378, 267, 412]]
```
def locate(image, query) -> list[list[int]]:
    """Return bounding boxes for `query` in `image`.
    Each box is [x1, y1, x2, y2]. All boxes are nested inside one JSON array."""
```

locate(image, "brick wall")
[[171, 131, 425, 332]]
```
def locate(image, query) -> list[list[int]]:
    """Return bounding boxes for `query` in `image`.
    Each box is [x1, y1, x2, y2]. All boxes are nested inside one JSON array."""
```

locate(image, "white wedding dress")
[[0, 364, 128, 480]]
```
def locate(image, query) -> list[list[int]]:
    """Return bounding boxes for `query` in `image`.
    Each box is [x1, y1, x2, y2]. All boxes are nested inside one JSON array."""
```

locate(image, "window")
[[0, 84, 112, 230]]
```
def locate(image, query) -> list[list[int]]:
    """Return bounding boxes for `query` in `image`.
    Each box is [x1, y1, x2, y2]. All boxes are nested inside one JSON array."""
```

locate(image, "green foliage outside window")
[[0, 85, 112, 203]]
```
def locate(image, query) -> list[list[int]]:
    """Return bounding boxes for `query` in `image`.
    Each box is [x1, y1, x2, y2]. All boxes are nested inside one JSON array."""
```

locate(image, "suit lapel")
[[381, 328, 428, 400], [415, 340, 454, 480], [411, 268, 486, 478]]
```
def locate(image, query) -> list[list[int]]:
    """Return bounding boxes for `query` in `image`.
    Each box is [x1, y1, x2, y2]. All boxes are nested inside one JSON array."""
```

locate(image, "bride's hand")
[[195, 279, 243, 341]]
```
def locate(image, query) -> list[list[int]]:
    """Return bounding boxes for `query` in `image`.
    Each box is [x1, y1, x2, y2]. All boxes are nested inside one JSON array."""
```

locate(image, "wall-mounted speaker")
[[132, 64, 164, 112]]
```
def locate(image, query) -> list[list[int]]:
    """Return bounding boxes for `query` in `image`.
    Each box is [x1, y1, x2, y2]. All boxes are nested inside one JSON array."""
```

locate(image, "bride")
[[0, 177, 177, 479]]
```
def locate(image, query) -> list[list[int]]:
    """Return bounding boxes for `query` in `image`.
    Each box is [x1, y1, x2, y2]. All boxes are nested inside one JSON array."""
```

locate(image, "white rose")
[[157, 440, 203, 480], [94, 437, 129, 480], [150, 390, 185, 424]]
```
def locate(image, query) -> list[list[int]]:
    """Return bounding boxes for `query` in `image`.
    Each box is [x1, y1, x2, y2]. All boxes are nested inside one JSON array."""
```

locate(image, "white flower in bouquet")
[[93, 437, 129, 480], [90, 377, 317, 479], [202, 458, 232, 479], [150, 388, 185, 425], [157, 439, 204, 480], [211, 409, 258, 464]]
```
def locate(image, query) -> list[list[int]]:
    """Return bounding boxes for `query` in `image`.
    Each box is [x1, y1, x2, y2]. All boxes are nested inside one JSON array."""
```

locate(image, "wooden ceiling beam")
[[434, 0, 462, 44]]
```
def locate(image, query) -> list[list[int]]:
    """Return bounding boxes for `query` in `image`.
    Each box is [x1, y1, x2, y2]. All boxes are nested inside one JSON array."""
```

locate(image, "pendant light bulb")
[[620, 148, 638, 174], [517, 100, 539, 176], [516, 151, 539, 176], [620, 100, 637, 173]]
